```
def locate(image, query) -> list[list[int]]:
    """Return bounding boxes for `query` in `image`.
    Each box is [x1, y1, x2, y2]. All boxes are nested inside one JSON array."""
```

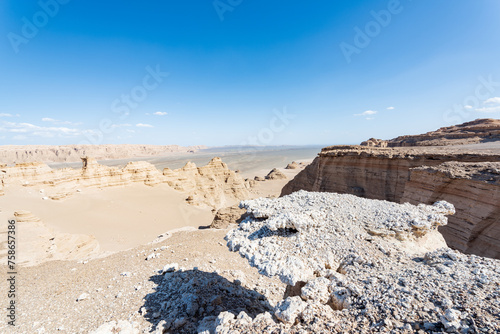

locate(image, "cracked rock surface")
[[223, 190, 500, 333]]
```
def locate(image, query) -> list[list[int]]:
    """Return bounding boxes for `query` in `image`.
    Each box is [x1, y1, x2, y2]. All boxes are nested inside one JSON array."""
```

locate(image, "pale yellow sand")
[[0, 183, 212, 256], [0, 159, 309, 267]]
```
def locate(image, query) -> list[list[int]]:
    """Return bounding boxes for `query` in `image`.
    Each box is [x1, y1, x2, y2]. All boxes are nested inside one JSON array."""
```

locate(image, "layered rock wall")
[[402, 162, 500, 259], [163, 157, 251, 209], [281, 146, 500, 258], [0, 156, 250, 209]]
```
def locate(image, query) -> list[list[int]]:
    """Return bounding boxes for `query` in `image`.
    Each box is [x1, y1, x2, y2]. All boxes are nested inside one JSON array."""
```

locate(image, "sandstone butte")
[[282, 119, 500, 259]]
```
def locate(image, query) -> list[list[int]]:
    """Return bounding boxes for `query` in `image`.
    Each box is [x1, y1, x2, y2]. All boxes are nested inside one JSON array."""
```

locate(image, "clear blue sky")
[[1, 0, 500, 146]]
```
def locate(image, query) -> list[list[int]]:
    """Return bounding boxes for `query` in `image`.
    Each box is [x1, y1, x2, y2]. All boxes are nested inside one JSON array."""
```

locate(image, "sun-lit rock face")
[[281, 144, 500, 259], [361, 118, 500, 147], [163, 157, 250, 209], [402, 161, 500, 259], [219, 191, 500, 333], [0, 156, 248, 209]]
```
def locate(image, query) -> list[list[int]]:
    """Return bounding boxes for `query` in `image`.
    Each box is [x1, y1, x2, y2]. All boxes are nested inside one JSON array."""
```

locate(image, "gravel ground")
[[0, 228, 285, 334]]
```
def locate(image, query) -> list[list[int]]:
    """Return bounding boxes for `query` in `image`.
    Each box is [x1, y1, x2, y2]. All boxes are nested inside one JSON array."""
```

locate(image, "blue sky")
[[1, 0, 500, 146]]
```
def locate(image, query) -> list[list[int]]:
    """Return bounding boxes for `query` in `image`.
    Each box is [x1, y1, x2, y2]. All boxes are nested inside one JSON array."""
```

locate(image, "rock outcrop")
[[0, 156, 249, 210], [221, 191, 500, 333], [360, 138, 388, 147], [0, 144, 207, 165], [285, 161, 299, 169], [361, 118, 500, 147], [265, 168, 287, 180], [163, 157, 250, 209], [210, 205, 249, 229], [281, 145, 500, 258], [402, 162, 500, 259]]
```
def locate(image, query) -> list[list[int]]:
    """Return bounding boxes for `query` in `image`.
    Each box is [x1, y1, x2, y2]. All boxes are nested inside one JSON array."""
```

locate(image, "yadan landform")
[[1, 119, 499, 333]]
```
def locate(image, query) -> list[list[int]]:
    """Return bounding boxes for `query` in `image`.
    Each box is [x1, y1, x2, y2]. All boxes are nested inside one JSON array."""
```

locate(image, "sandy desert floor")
[[0, 152, 310, 333]]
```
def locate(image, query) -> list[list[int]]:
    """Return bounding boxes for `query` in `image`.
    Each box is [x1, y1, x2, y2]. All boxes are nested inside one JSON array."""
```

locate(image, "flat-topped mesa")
[[221, 191, 500, 333], [163, 157, 250, 209], [0, 144, 208, 165]]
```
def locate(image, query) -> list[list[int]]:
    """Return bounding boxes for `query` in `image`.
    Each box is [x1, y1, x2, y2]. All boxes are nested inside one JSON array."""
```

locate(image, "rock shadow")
[[248, 226, 298, 241], [142, 269, 273, 333]]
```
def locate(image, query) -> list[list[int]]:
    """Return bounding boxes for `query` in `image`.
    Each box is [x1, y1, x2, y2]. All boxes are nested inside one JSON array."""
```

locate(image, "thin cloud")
[[475, 97, 500, 113], [136, 123, 154, 128], [386, 106, 394, 110], [484, 97, 500, 105], [0, 113, 14, 117], [42, 117, 82, 126], [153, 111, 168, 116], [354, 110, 378, 116], [0, 121, 84, 138]]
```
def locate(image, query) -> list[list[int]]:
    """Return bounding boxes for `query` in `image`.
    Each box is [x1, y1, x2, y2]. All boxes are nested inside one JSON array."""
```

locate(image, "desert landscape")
[[3, 2, 500, 333], [0, 119, 499, 333]]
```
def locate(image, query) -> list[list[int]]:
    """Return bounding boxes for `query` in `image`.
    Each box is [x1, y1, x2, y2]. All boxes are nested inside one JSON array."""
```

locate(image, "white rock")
[[274, 296, 307, 323], [76, 293, 89, 302], [162, 263, 179, 274]]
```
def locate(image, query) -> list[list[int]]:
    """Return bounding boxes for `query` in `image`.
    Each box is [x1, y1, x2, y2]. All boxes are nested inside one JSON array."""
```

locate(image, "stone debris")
[[221, 190, 500, 333], [142, 269, 272, 333]]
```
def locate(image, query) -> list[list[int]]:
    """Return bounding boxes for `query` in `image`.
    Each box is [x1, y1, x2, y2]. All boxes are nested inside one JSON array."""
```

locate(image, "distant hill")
[[361, 118, 500, 147]]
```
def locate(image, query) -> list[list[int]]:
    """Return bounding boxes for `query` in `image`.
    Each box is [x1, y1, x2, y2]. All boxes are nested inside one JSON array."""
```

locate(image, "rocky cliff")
[[163, 157, 251, 209], [281, 145, 500, 258], [402, 162, 500, 259]]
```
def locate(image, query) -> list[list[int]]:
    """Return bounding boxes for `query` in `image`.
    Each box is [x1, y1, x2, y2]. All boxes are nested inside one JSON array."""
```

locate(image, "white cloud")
[[136, 123, 154, 128], [386, 107, 394, 110], [110, 123, 132, 129], [153, 111, 168, 116], [464, 105, 474, 110], [484, 97, 500, 105], [475, 97, 500, 113], [0, 121, 87, 138], [476, 106, 500, 113], [0, 113, 14, 117], [41, 117, 82, 126], [354, 110, 378, 117]]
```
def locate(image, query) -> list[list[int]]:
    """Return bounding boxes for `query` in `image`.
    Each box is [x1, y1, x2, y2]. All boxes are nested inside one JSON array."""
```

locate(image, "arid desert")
[[0, 119, 499, 333]]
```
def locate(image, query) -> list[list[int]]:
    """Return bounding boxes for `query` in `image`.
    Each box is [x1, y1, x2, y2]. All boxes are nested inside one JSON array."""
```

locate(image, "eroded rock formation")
[[0, 156, 249, 210], [361, 118, 500, 147], [402, 162, 500, 259], [281, 145, 500, 258], [163, 157, 251, 209], [265, 168, 287, 180]]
